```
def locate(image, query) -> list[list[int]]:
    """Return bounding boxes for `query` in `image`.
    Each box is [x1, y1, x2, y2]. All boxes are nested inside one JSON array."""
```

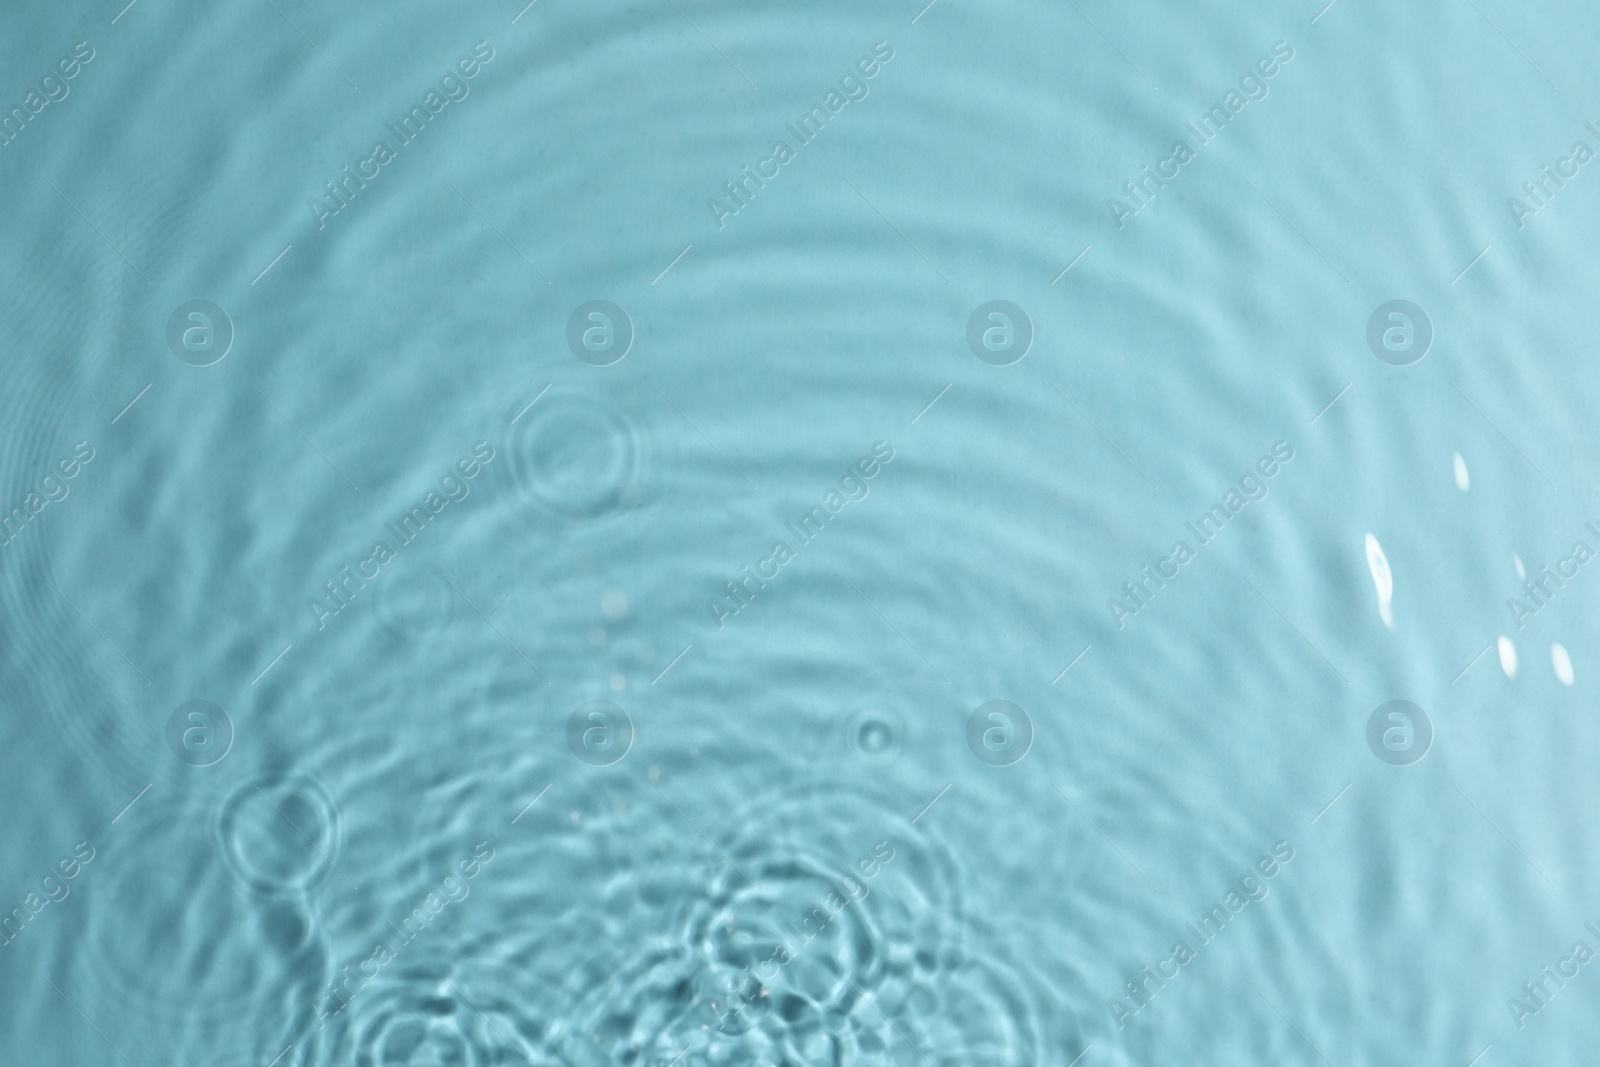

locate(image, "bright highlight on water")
[[3, 1, 1596, 1063]]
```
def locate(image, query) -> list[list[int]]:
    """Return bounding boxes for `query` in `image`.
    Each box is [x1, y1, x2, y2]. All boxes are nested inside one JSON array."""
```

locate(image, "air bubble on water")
[[1514, 553, 1526, 580], [1553, 643, 1575, 686], [1365, 533, 1395, 630], [1498, 635, 1518, 678], [1453, 452, 1469, 491]]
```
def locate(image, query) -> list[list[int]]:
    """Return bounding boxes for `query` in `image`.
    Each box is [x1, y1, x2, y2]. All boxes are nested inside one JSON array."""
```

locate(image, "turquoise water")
[[4, 0, 1600, 1063]]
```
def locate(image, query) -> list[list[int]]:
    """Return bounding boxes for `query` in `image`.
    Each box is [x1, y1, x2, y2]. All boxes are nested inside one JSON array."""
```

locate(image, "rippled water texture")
[[5, 0, 1600, 1063]]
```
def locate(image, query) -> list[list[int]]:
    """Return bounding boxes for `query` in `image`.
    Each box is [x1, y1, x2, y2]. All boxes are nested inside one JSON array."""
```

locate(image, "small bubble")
[[859, 720, 890, 751], [1452, 452, 1469, 491], [1498, 636, 1518, 678], [609, 673, 627, 695], [601, 589, 629, 619], [848, 708, 903, 762], [1553, 643, 1575, 686]]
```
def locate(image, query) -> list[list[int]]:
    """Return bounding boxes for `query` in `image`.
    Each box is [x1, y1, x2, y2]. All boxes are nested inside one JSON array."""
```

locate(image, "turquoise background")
[[2, 0, 1598, 1063]]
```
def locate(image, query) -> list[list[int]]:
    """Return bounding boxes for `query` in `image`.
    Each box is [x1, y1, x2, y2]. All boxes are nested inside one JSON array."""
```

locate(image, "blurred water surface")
[[3, 0, 1600, 1064]]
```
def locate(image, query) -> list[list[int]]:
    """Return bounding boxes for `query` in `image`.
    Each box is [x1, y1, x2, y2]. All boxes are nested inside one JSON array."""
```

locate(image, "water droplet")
[[1365, 533, 1395, 630], [1553, 643, 1575, 686], [1498, 636, 1518, 678], [848, 708, 903, 762], [859, 720, 891, 752], [1453, 452, 1469, 491]]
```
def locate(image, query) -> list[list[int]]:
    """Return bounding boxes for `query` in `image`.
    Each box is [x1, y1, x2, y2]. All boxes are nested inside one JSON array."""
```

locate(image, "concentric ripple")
[[0, 355, 151, 778], [533, 777, 966, 1067], [298, 959, 557, 1067], [507, 389, 646, 522], [849, 948, 1054, 1067], [218, 775, 342, 895], [373, 560, 461, 642], [71, 789, 330, 1040], [686, 851, 891, 1029]]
